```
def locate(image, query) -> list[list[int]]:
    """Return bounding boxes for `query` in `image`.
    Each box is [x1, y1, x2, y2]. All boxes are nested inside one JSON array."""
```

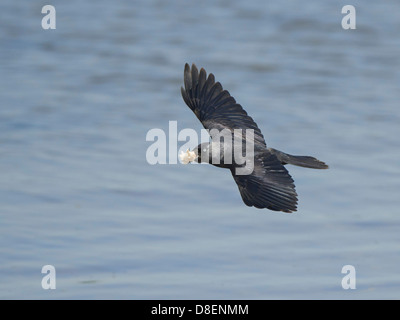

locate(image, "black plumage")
[[181, 63, 328, 213]]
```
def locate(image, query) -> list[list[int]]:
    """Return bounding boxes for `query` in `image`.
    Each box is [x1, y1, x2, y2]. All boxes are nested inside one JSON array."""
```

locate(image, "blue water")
[[1, 0, 399, 299]]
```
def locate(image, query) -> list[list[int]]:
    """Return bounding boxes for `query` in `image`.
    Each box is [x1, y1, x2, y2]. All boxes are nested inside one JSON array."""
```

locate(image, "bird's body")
[[180, 63, 328, 213]]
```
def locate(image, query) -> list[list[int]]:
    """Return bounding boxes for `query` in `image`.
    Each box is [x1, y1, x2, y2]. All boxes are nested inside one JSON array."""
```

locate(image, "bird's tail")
[[268, 148, 328, 169]]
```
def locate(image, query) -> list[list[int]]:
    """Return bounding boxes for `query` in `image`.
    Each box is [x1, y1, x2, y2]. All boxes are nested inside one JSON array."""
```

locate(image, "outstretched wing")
[[181, 63, 267, 148], [231, 152, 298, 212]]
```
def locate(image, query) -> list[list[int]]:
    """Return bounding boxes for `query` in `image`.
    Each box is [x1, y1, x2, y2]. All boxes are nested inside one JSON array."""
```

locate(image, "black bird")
[[180, 63, 328, 213]]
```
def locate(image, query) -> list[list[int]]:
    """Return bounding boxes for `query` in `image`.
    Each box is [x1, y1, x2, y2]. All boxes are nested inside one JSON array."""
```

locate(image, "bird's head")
[[194, 142, 211, 163], [179, 143, 211, 164]]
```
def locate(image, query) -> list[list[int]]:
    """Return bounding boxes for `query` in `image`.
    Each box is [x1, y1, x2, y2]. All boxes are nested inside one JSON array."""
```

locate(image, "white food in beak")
[[179, 149, 196, 164]]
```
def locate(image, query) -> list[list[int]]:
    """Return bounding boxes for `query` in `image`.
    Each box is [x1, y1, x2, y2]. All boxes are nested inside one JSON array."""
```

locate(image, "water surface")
[[1, 0, 400, 299]]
